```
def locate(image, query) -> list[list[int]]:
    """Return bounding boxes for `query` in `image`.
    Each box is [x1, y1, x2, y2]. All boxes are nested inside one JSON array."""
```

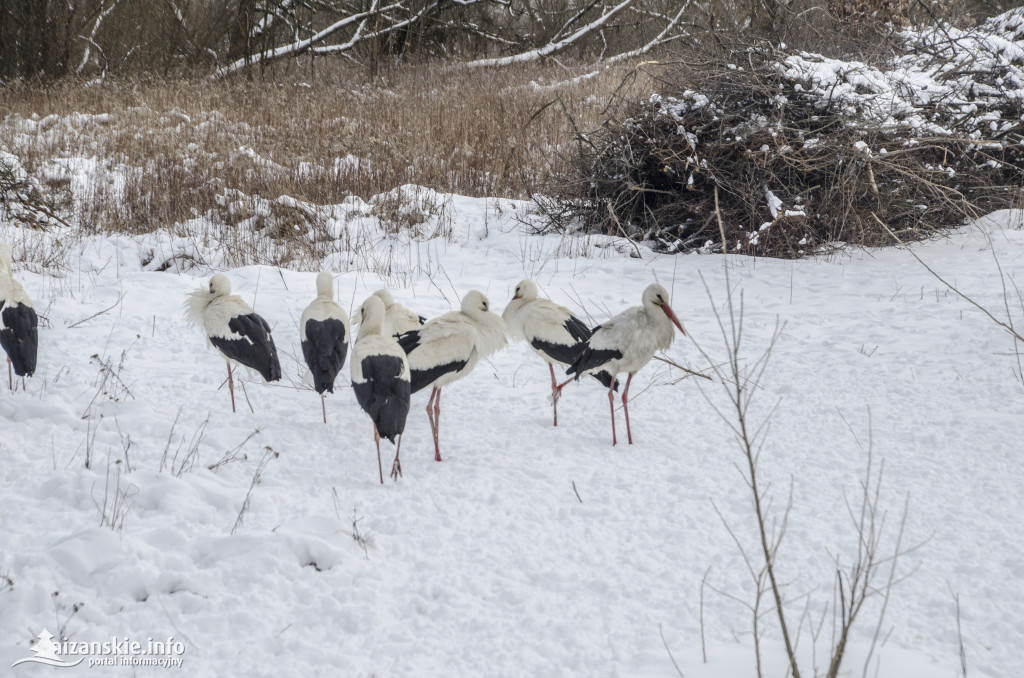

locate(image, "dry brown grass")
[[0, 60, 657, 236]]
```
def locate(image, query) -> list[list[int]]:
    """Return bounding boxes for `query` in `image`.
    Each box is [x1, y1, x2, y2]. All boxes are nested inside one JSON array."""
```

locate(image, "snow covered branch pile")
[[548, 8, 1024, 257]]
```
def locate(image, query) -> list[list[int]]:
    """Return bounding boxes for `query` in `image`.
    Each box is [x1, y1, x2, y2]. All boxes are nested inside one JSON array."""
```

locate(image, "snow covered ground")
[[1, 193, 1022, 677]]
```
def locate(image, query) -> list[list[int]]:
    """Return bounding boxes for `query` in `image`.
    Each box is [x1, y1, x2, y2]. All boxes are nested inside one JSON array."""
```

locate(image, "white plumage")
[[502, 279, 591, 426], [567, 283, 685, 445], [351, 295, 412, 483], [0, 243, 38, 390], [372, 289, 425, 338], [186, 273, 282, 412], [398, 290, 507, 461]]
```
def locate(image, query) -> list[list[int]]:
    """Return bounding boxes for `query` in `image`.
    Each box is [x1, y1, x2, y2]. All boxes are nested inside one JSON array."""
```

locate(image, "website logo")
[[11, 629, 186, 669], [11, 629, 84, 668]]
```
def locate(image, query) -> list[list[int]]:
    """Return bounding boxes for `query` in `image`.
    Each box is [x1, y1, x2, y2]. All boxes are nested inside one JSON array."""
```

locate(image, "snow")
[[779, 9, 1024, 136], [1, 184, 1023, 676], [651, 7, 1024, 148]]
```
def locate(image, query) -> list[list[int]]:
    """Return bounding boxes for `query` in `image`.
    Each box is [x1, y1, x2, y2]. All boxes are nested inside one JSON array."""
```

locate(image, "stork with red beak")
[[567, 283, 685, 445]]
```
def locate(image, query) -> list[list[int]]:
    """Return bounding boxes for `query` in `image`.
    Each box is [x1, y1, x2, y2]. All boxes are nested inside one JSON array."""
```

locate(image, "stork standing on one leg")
[[0, 244, 38, 391], [372, 289, 425, 338], [300, 271, 350, 423], [397, 290, 506, 462], [186, 273, 282, 412], [502, 279, 591, 426], [351, 295, 411, 483], [567, 284, 685, 445]]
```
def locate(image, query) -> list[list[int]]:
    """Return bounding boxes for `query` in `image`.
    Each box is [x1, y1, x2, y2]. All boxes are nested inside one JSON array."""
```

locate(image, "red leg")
[[7, 357, 11, 391], [427, 387, 442, 462], [321, 394, 327, 424], [552, 374, 577, 428], [608, 384, 617, 446], [374, 424, 384, 485], [549, 363, 559, 427], [622, 373, 634, 445], [227, 362, 236, 413], [433, 388, 443, 462], [390, 433, 403, 480]]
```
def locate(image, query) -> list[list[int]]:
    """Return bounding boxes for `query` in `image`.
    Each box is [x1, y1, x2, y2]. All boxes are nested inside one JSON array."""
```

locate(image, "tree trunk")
[[229, 0, 256, 74]]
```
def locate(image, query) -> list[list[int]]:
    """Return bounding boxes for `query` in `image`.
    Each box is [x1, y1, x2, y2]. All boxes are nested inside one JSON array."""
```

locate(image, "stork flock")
[[2, 246, 687, 484]]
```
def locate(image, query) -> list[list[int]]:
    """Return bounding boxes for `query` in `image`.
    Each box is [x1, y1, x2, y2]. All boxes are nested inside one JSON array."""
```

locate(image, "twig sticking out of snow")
[[231, 446, 278, 535]]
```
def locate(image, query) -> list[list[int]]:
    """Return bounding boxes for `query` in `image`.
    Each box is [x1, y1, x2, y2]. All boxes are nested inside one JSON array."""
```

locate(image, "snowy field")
[[1, 193, 1022, 677]]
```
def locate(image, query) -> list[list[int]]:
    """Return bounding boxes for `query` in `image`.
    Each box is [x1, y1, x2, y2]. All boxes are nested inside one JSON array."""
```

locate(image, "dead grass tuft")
[[0, 60, 656, 240]]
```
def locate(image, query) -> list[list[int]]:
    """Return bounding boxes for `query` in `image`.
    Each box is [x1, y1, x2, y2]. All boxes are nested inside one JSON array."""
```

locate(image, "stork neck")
[[358, 314, 384, 341]]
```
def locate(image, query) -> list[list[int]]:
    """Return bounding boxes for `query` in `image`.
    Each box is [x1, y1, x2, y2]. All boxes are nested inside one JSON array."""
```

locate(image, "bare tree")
[[686, 188, 920, 677], [213, 0, 434, 78]]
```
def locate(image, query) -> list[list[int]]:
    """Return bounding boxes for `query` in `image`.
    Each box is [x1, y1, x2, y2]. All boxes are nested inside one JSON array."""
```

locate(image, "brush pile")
[[547, 9, 1024, 256]]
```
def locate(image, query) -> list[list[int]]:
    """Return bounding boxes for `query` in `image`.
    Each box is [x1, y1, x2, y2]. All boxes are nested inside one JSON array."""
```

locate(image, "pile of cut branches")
[[544, 9, 1024, 257], [0, 152, 66, 230]]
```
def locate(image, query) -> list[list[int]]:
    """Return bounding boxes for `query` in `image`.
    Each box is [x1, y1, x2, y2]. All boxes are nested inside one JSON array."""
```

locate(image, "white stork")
[[372, 289, 425, 338], [0, 243, 38, 391], [300, 271, 350, 423], [502, 279, 591, 426], [351, 295, 411, 483], [186, 273, 282, 412], [397, 290, 506, 462], [567, 284, 685, 445]]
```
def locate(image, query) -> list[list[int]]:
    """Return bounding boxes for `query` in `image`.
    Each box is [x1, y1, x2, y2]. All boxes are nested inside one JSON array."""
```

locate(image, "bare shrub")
[[92, 452, 137, 532], [231, 446, 278, 534], [683, 199, 922, 677], [79, 341, 136, 420], [0, 153, 68, 229], [331, 488, 375, 559], [545, 14, 1024, 257]]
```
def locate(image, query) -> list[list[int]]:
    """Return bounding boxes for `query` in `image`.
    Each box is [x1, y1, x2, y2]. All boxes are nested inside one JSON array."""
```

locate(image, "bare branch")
[[212, 0, 407, 79], [459, 0, 637, 70], [603, 0, 692, 64]]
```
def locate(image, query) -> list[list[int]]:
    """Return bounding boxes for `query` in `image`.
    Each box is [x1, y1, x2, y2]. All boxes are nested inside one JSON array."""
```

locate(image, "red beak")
[[512, 294, 521, 300], [662, 304, 685, 335]]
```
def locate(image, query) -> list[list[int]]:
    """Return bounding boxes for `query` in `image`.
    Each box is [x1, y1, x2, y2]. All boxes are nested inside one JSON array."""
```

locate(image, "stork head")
[[358, 294, 386, 338], [0, 243, 11, 272], [511, 279, 538, 301], [461, 290, 491, 314], [186, 273, 231, 328], [643, 284, 685, 335], [209, 273, 232, 297], [316, 271, 334, 299], [372, 288, 394, 308]]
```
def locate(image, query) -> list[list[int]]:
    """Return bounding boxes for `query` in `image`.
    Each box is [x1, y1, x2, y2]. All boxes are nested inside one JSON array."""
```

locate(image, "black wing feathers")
[[397, 330, 421, 354], [566, 345, 622, 379], [409, 360, 467, 394], [530, 314, 592, 366], [0, 302, 38, 376], [563, 315, 592, 343], [302, 318, 348, 394], [353, 355, 410, 442], [566, 324, 622, 390], [592, 370, 620, 391], [530, 337, 581, 367], [211, 313, 282, 382]]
